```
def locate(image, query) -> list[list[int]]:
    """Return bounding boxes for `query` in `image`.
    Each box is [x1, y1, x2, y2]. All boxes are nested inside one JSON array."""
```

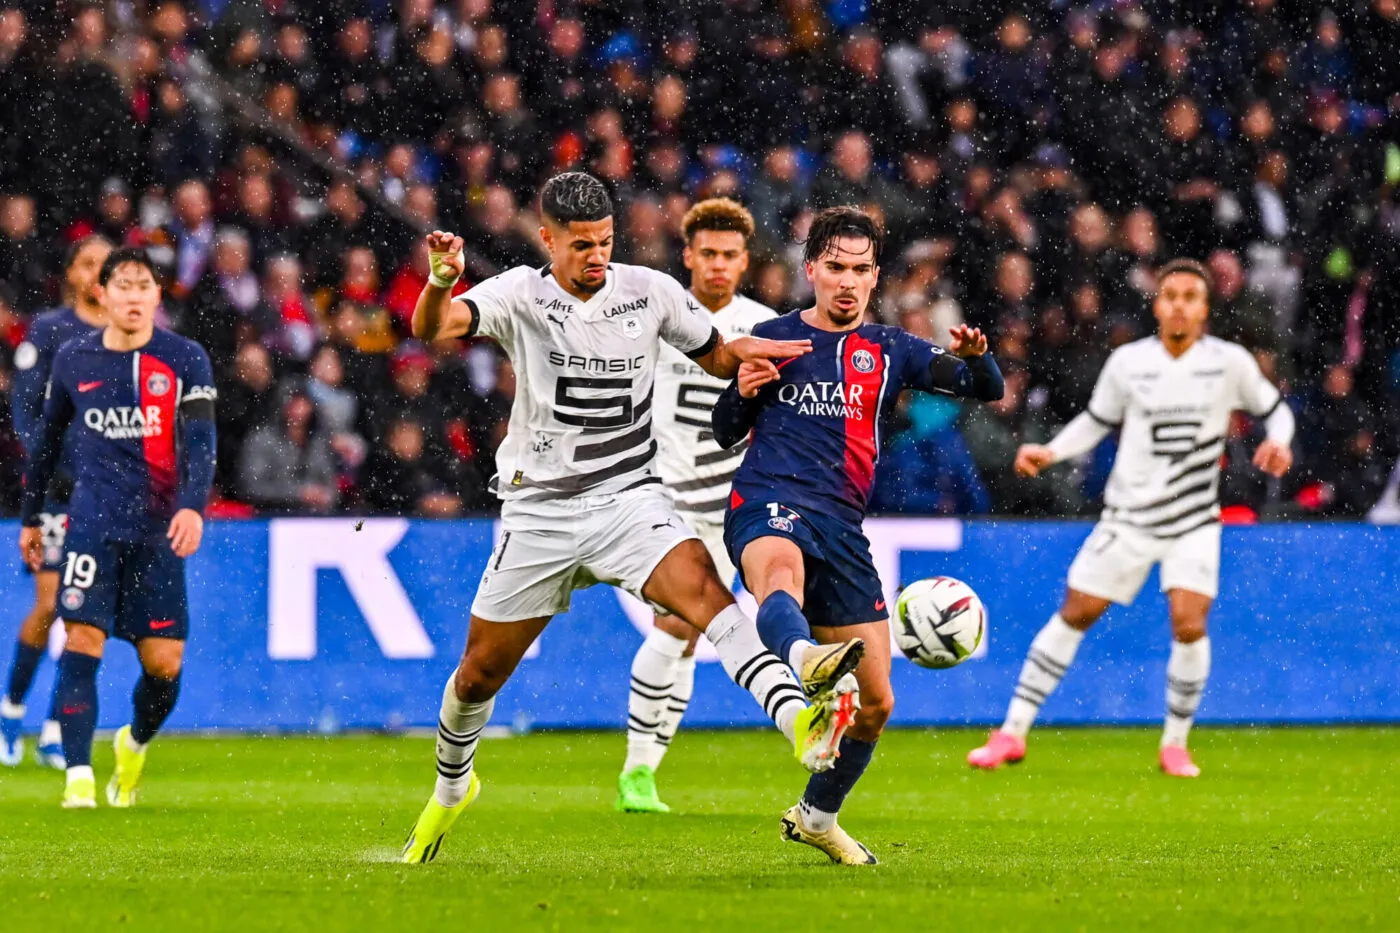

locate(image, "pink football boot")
[[1159, 745, 1201, 777], [967, 730, 1026, 769]]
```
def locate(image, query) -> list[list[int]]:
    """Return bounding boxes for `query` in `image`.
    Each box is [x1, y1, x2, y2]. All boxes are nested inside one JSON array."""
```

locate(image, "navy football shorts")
[[725, 498, 887, 628], [56, 528, 189, 642]]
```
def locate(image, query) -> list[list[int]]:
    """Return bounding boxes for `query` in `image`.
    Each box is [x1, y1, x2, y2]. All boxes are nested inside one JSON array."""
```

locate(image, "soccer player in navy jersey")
[[19, 248, 217, 809], [712, 206, 1004, 864], [2, 235, 111, 769]]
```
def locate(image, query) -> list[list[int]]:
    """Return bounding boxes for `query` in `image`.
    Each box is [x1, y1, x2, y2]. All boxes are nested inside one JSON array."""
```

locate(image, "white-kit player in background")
[[969, 258, 1295, 778], [615, 198, 775, 814], [400, 173, 865, 864]]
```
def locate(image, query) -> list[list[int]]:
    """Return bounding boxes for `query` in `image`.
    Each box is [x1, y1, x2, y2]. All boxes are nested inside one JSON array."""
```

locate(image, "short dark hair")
[[64, 234, 112, 271], [539, 172, 613, 224], [803, 206, 884, 266], [98, 247, 159, 286], [1156, 258, 1212, 295]]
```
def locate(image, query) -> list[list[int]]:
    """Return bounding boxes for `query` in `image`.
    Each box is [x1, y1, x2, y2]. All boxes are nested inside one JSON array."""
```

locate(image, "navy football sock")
[[131, 673, 181, 745], [800, 736, 877, 829], [5, 642, 45, 707], [55, 652, 100, 768], [755, 591, 812, 664]]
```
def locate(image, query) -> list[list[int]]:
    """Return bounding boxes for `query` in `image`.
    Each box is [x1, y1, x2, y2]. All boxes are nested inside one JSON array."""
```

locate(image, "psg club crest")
[[60, 587, 85, 612], [852, 349, 876, 373], [768, 516, 794, 533], [146, 372, 171, 396]]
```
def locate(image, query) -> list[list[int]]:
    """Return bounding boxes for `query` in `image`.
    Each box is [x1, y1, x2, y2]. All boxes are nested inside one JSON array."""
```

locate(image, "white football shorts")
[[471, 484, 700, 622], [1066, 519, 1221, 605]]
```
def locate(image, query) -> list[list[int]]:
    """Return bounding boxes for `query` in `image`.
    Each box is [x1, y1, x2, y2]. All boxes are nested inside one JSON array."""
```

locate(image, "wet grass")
[[1, 728, 1397, 931]]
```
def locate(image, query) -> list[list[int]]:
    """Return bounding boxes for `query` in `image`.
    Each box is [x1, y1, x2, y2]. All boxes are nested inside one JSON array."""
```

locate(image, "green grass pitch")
[[1, 728, 1397, 931]]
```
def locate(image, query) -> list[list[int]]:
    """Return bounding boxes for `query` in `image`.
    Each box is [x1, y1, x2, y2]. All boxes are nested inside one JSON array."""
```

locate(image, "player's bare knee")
[[143, 655, 183, 680], [852, 693, 894, 739], [454, 656, 505, 703], [63, 623, 104, 658], [1170, 615, 1208, 643]]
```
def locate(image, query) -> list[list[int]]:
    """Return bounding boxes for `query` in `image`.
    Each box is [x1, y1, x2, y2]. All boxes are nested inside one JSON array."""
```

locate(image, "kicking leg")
[[1160, 588, 1212, 778], [403, 614, 549, 864], [969, 588, 1109, 769], [782, 620, 891, 865], [54, 622, 105, 808], [106, 638, 184, 807], [741, 536, 865, 698], [1, 571, 60, 767], [618, 611, 699, 813]]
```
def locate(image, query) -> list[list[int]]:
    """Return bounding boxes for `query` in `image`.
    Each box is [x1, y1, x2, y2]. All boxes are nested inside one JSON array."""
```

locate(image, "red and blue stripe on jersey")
[[28, 329, 215, 541], [729, 311, 940, 526]]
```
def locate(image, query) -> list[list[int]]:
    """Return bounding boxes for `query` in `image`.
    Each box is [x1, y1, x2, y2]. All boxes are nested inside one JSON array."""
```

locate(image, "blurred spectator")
[[236, 385, 340, 514], [215, 342, 278, 494], [359, 415, 464, 517], [0, 195, 48, 311]]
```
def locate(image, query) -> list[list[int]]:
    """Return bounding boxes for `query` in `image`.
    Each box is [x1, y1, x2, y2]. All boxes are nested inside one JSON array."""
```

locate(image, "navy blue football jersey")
[[713, 311, 1002, 526], [11, 306, 100, 488], [21, 328, 218, 541]]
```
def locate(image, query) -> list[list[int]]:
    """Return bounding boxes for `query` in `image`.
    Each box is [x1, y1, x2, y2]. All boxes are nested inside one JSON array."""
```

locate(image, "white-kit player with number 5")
[[969, 259, 1295, 778], [400, 173, 865, 864], [615, 198, 775, 814]]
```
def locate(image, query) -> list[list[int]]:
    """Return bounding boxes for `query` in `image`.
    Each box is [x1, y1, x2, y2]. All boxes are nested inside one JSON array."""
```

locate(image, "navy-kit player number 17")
[[712, 206, 1004, 864], [19, 248, 217, 810]]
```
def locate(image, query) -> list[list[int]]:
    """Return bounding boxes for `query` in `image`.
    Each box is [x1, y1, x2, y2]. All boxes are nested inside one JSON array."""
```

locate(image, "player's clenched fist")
[[1252, 439, 1293, 477], [1014, 443, 1055, 478], [737, 359, 780, 398], [426, 230, 465, 288], [18, 526, 42, 572]]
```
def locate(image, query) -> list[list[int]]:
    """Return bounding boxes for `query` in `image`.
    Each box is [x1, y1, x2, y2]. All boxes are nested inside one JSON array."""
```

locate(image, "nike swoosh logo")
[[150, 620, 176, 630], [875, 600, 886, 611], [78, 381, 103, 392]]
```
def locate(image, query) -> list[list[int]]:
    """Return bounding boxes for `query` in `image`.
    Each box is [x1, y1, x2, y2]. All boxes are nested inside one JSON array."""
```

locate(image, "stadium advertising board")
[[1, 518, 1396, 730]]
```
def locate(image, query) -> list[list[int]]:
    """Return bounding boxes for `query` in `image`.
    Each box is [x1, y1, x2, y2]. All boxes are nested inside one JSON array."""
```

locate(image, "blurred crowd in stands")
[[1, 0, 1399, 520]]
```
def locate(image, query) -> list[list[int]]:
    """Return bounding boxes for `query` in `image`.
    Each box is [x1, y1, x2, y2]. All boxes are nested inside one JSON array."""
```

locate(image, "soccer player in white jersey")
[[615, 198, 775, 813], [400, 173, 865, 863], [969, 259, 1295, 777]]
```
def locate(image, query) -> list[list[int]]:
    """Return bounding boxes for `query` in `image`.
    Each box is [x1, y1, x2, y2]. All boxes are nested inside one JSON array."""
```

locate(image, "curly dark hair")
[[539, 172, 613, 224], [1156, 257, 1213, 296]]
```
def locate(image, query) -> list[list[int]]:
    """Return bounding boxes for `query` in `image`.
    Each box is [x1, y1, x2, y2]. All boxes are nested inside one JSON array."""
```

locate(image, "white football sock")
[[39, 719, 61, 746], [67, 764, 94, 783], [704, 604, 806, 743], [624, 627, 688, 772], [1163, 637, 1211, 748], [433, 677, 493, 808], [654, 654, 696, 757], [786, 639, 818, 674], [0, 698, 23, 718], [798, 797, 838, 833], [1003, 614, 1085, 739]]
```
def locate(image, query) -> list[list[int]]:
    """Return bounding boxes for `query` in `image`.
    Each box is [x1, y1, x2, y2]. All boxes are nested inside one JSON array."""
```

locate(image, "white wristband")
[[428, 270, 460, 289]]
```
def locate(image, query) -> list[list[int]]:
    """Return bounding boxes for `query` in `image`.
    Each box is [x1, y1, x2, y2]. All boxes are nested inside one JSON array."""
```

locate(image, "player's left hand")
[[738, 359, 780, 398], [1253, 439, 1293, 477], [728, 335, 812, 362], [949, 325, 988, 358], [18, 526, 42, 572], [167, 509, 204, 558]]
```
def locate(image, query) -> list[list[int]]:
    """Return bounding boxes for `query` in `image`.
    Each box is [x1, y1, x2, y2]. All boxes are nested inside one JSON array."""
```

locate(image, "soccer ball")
[[894, 576, 987, 669]]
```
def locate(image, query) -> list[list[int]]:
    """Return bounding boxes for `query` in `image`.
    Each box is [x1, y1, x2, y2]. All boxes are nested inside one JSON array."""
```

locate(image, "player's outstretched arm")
[[411, 231, 474, 341], [693, 334, 811, 380], [928, 325, 1004, 401]]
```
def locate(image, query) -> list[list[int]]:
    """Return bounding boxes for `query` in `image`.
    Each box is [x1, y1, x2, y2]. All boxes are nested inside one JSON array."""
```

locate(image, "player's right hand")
[[1014, 444, 1055, 477], [738, 360, 780, 398], [18, 526, 42, 572], [426, 230, 465, 287], [728, 335, 811, 362]]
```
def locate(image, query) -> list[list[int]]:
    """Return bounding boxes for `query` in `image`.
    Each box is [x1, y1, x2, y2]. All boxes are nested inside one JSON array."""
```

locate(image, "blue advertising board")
[[1, 518, 1396, 731]]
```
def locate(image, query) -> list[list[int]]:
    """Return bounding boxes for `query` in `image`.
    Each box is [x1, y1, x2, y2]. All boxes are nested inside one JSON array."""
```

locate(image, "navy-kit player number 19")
[[19, 248, 217, 810]]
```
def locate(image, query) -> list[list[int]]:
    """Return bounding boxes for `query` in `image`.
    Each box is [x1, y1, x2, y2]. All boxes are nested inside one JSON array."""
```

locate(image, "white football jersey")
[[455, 262, 716, 501], [1088, 336, 1282, 537], [653, 292, 776, 520]]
